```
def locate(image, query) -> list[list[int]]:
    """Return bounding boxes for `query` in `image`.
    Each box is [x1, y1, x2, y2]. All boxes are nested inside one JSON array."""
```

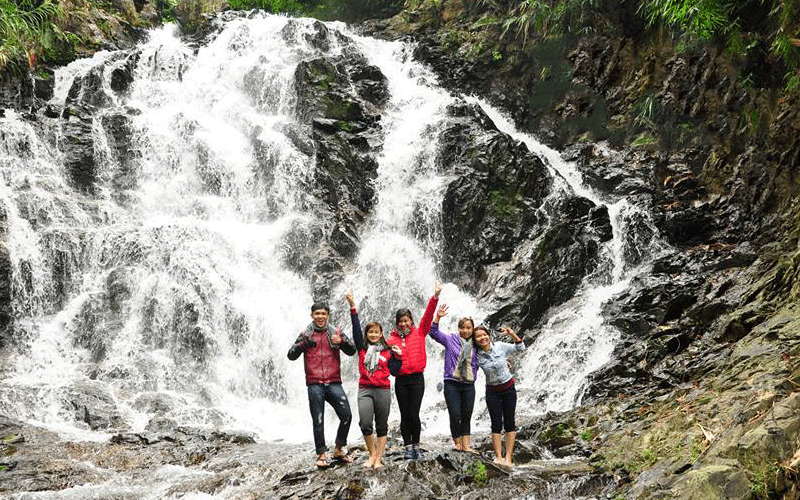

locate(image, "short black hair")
[[311, 302, 330, 313], [395, 308, 413, 325]]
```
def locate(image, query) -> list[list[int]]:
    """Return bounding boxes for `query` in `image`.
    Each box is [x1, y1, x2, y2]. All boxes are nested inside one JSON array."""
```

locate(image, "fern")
[[0, 0, 70, 69]]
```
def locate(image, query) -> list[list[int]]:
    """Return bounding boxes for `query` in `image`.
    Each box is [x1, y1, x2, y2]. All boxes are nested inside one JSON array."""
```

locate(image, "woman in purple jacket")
[[430, 303, 479, 452]]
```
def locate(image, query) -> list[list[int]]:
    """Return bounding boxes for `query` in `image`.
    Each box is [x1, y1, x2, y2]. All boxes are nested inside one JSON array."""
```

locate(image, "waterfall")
[[0, 12, 665, 455]]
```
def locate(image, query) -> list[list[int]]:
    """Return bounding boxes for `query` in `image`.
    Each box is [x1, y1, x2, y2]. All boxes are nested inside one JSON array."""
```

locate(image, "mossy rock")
[[1, 434, 23, 445]]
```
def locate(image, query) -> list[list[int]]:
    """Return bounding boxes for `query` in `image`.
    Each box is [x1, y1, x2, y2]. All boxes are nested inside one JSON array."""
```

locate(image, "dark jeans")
[[443, 380, 475, 439], [307, 383, 352, 455], [485, 383, 517, 433], [395, 372, 425, 445]]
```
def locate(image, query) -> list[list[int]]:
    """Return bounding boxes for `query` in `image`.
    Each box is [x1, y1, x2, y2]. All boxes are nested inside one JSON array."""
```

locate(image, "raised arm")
[[417, 282, 442, 337], [429, 303, 449, 345], [499, 327, 525, 356], [347, 293, 363, 351]]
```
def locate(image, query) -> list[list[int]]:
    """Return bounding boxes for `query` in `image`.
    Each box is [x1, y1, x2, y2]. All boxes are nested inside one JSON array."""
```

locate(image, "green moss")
[[488, 189, 519, 218], [0, 465, 6, 472]]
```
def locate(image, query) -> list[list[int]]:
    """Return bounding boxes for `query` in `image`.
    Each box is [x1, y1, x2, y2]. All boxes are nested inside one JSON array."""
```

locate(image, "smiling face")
[[311, 309, 329, 329], [366, 325, 383, 344], [458, 318, 474, 340], [396, 315, 412, 334], [473, 328, 491, 350]]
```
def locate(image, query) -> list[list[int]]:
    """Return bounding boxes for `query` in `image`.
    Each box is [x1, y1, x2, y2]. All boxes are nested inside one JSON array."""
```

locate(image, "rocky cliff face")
[[363, 1, 800, 498]]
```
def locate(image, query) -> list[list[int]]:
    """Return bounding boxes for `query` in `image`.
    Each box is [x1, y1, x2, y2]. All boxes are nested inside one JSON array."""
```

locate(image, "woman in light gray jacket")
[[473, 326, 525, 466]]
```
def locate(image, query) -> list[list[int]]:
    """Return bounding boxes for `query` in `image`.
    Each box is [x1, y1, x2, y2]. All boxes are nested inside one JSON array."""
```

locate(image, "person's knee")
[[360, 422, 374, 435]]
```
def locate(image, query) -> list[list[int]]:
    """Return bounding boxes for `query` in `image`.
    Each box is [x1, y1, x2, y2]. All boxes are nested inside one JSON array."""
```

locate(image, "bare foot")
[[505, 458, 514, 467], [463, 447, 476, 453], [373, 461, 384, 468], [493, 457, 505, 466]]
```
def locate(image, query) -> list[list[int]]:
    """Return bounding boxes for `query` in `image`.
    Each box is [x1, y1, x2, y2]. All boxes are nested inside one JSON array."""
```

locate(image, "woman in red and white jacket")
[[346, 293, 402, 469], [386, 282, 441, 459]]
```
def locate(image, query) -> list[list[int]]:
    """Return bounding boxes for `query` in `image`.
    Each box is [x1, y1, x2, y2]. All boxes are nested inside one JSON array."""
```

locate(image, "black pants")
[[485, 383, 517, 433], [443, 380, 475, 439], [395, 372, 425, 445]]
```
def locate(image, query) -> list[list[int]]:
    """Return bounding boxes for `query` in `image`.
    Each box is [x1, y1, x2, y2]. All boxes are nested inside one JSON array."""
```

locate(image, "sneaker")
[[414, 448, 425, 460], [403, 446, 415, 460]]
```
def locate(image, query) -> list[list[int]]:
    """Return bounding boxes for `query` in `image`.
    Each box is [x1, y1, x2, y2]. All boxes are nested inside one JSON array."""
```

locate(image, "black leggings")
[[443, 380, 475, 439], [485, 383, 517, 433], [395, 372, 425, 445]]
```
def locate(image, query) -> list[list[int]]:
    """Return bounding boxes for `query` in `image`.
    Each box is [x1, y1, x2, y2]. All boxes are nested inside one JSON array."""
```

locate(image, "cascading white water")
[[0, 12, 666, 469], [474, 101, 669, 415]]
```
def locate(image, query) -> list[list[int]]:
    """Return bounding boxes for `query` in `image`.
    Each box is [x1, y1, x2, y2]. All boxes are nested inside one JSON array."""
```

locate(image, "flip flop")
[[316, 456, 331, 469], [332, 454, 353, 464]]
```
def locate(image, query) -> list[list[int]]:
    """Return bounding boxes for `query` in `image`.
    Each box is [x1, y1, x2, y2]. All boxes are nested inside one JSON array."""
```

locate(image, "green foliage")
[[580, 428, 597, 441], [0, 465, 6, 472], [156, 0, 179, 22], [0, 0, 74, 69], [739, 107, 761, 136], [641, 0, 800, 75], [492, 49, 502, 61], [631, 135, 657, 147], [474, 0, 600, 44], [305, 0, 404, 22], [227, 0, 304, 14], [466, 460, 488, 486], [640, 0, 730, 40], [688, 438, 702, 461], [785, 71, 800, 92], [749, 463, 779, 500]]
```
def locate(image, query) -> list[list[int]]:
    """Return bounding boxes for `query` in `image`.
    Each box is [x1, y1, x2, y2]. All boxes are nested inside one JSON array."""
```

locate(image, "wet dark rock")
[[66, 66, 112, 109], [289, 30, 388, 298], [63, 380, 127, 431], [0, 205, 10, 348], [100, 109, 141, 196], [562, 143, 655, 199], [60, 106, 97, 194], [434, 101, 610, 329], [32, 69, 55, 102], [109, 51, 140, 94]]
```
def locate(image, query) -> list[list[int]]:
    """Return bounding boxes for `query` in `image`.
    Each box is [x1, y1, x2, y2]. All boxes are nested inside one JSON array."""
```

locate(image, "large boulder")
[[284, 21, 388, 299]]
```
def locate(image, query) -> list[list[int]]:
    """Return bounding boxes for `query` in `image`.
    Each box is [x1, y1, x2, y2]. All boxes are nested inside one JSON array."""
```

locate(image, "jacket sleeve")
[[338, 329, 357, 356], [499, 341, 525, 358], [388, 351, 402, 376], [416, 295, 439, 338], [287, 333, 306, 360], [351, 310, 364, 351], [429, 321, 446, 345]]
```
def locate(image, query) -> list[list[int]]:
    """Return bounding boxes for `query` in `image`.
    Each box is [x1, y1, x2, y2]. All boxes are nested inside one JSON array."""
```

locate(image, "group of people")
[[287, 283, 525, 469]]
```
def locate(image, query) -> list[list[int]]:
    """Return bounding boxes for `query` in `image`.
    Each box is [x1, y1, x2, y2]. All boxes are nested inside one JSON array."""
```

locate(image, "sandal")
[[316, 456, 331, 469], [332, 453, 353, 463]]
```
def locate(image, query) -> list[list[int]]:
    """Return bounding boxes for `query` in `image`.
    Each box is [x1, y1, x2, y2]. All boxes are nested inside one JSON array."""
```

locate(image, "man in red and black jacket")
[[288, 302, 356, 468]]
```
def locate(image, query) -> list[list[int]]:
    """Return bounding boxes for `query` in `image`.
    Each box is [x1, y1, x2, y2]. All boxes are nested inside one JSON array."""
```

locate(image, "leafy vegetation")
[[0, 0, 76, 69], [224, 0, 404, 22], [226, 0, 305, 15], [465, 460, 488, 486]]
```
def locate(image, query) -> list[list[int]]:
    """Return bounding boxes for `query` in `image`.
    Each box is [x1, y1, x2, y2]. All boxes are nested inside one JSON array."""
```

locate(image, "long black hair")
[[395, 308, 413, 325]]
